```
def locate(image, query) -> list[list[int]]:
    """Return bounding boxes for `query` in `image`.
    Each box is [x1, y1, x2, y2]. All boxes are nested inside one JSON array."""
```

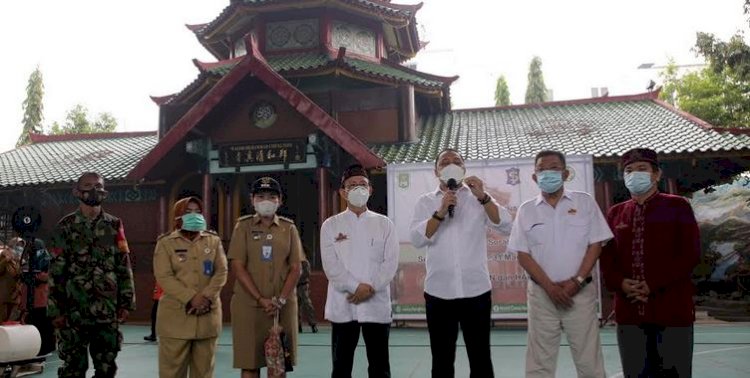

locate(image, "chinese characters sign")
[[218, 140, 306, 167]]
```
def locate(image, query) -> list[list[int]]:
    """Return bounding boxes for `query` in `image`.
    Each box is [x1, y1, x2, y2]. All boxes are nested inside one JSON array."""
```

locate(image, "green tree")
[[658, 58, 680, 106], [695, 31, 750, 81], [661, 3, 750, 129], [678, 68, 750, 127], [688, 25, 750, 127], [50, 104, 118, 134], [494, 75, 511, 106], [525, 56, 548, 104], [17, 67, 45, 147]]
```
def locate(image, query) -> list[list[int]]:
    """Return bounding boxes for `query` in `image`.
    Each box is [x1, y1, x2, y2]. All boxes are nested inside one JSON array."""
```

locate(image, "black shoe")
[[311, 324, 318, 333], [144, 335, 156, 342], [298, 324, 303, 333]]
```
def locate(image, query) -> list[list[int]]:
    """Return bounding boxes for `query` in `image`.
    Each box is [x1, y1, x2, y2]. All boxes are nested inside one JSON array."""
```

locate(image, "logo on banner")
[[566, 165, 576, 182], [398, 173, 410, 189], [506, 168, 520, 186]]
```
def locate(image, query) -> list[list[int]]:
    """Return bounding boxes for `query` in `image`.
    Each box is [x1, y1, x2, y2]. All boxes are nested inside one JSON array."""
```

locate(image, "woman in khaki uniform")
[[228, 177, 303, 378], [153, 197, 228, 378]]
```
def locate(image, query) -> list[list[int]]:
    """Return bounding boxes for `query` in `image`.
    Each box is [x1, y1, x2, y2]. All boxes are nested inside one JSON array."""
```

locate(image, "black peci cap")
[[621, 148, 658, 167]]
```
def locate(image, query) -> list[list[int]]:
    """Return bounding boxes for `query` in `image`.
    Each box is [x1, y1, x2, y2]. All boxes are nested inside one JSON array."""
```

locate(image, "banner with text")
[[387, 155, 600, 319]]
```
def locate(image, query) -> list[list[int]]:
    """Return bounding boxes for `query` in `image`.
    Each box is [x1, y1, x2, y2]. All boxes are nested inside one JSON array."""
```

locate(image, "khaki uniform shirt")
[[228, 214, 304, 305], [154, 230, 228, 340]]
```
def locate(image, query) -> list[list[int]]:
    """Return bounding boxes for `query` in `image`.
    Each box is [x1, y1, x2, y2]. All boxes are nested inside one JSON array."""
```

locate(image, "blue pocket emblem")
[[261, 245, 273, 262], [203, 260, 214, 276]]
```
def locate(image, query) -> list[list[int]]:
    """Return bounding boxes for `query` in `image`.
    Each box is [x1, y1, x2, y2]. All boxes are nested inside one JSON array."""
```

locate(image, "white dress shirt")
[[321, 209, 399, 323], [507, 190, 614, 282], [409, 184, 512, 300]]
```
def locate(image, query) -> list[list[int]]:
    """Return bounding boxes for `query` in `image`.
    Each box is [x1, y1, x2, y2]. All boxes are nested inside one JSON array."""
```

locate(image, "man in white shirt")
[[409, 148, 513, 378], [321, 164, 399, 378], [507, 150, 613, 378]]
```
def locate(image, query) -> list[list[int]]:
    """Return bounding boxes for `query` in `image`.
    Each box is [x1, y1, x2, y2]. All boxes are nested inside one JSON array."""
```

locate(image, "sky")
[[0, 0, 747, 153]]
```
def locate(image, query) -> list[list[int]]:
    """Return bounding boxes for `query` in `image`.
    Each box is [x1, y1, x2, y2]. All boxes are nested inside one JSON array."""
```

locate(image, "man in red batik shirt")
[[601, 148, 700, 378]]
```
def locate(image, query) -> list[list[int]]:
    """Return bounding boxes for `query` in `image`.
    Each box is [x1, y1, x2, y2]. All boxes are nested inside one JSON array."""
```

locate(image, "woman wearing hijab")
[[228, 177, 303, 378], [153, 196, 228, 378]]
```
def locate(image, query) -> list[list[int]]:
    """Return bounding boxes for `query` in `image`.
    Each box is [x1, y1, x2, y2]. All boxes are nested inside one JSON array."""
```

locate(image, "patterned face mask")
[[78, 188, 108, 206]]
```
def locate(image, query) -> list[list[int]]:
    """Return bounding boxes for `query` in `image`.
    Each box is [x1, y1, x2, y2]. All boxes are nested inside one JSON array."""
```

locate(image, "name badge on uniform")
[[261, 245, 273, 261], [176, 250, 188, 263], [203, 260, 214, 276]]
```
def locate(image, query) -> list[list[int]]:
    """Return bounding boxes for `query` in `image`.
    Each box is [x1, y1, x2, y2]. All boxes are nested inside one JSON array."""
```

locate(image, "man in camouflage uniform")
[[48, 172, 136, 378], [297, 258, 318, 333]]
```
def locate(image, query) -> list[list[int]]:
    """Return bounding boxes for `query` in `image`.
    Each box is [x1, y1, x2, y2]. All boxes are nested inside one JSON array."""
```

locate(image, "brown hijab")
[[173, 196, 204, 231]]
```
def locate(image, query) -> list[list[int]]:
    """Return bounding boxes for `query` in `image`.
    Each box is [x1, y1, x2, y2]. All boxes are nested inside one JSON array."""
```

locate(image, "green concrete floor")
[[24, 324, 750, 377]]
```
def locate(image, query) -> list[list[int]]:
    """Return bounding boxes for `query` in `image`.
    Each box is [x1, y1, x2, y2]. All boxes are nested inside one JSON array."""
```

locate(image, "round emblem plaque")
[[251, 101, 278, 129]]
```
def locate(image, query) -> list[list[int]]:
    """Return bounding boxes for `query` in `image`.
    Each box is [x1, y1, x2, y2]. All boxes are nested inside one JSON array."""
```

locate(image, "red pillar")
[[158, 194, 167, 234], [603, 180, 614, 212], [667, 178, 678, 194], [317, 168, 330, 227], [203, 174, 212, 229], [225, 183, 233, 239]]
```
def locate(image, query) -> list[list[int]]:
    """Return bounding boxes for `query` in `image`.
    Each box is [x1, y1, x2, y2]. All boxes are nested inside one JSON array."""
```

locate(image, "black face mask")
[[78, 188, 108, 207]]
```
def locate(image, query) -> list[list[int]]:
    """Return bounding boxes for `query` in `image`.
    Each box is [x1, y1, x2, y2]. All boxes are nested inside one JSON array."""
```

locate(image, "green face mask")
[[181, 213, 206, 232]]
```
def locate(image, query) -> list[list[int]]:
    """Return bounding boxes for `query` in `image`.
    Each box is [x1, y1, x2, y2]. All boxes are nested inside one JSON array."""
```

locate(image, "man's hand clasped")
[[188, 294, 212, 316], [622, 278, 650, 303], [347, 283, 375, 304]]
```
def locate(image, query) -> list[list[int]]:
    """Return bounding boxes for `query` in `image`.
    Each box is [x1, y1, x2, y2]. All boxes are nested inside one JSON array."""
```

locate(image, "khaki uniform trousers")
[[159, 336, 218, 378], [526, 282, 605, 378]]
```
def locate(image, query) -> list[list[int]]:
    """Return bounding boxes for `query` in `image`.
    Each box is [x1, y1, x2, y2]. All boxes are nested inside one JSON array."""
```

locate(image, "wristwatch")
[[574, 275, 592, 287], [277, 297, 287, 306]]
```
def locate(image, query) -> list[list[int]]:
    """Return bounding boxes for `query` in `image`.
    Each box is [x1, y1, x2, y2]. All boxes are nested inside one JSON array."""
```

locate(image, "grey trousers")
[[616, 324, 693, 378]]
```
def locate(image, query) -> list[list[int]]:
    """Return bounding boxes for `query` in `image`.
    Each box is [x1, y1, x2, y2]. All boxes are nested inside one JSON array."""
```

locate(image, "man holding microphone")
[[409, 148, 513, 378]]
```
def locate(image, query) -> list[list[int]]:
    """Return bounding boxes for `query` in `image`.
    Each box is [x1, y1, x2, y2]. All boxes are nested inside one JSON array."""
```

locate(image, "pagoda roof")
[[159, 50, 454, 106], [372, 92, 750, 164], [0, 132, 157, 189], [193, 0, 422, 62], [130, 35, 385, 180]]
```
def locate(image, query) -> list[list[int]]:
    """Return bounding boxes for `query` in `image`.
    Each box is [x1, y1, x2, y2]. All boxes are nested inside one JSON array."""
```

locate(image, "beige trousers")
[[159, 336, 218, 378], [526, 282, 605, 378]]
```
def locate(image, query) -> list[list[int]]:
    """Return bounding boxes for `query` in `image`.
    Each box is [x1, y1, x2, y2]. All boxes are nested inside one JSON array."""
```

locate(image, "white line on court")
[[606, 345, 750, 378]]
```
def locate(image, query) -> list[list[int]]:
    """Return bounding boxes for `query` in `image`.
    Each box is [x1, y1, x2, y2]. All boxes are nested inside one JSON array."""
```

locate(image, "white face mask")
[[439, 163, 465, 184], [346, 186, 370, 208], [254, 200, 278, 216]]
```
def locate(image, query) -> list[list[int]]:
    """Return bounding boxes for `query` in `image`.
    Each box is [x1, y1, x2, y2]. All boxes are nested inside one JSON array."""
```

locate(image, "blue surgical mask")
[[624, 172, 654, 195], [181, 213, 206, 232], [536, 170, 564, 193]]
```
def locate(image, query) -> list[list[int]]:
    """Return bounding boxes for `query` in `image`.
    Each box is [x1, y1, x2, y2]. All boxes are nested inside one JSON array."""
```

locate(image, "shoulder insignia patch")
[[237, 214, 254, 222]]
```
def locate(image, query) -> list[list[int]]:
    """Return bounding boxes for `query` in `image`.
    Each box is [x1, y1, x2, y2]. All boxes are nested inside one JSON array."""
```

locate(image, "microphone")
[[447, 178, 458, 218]]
